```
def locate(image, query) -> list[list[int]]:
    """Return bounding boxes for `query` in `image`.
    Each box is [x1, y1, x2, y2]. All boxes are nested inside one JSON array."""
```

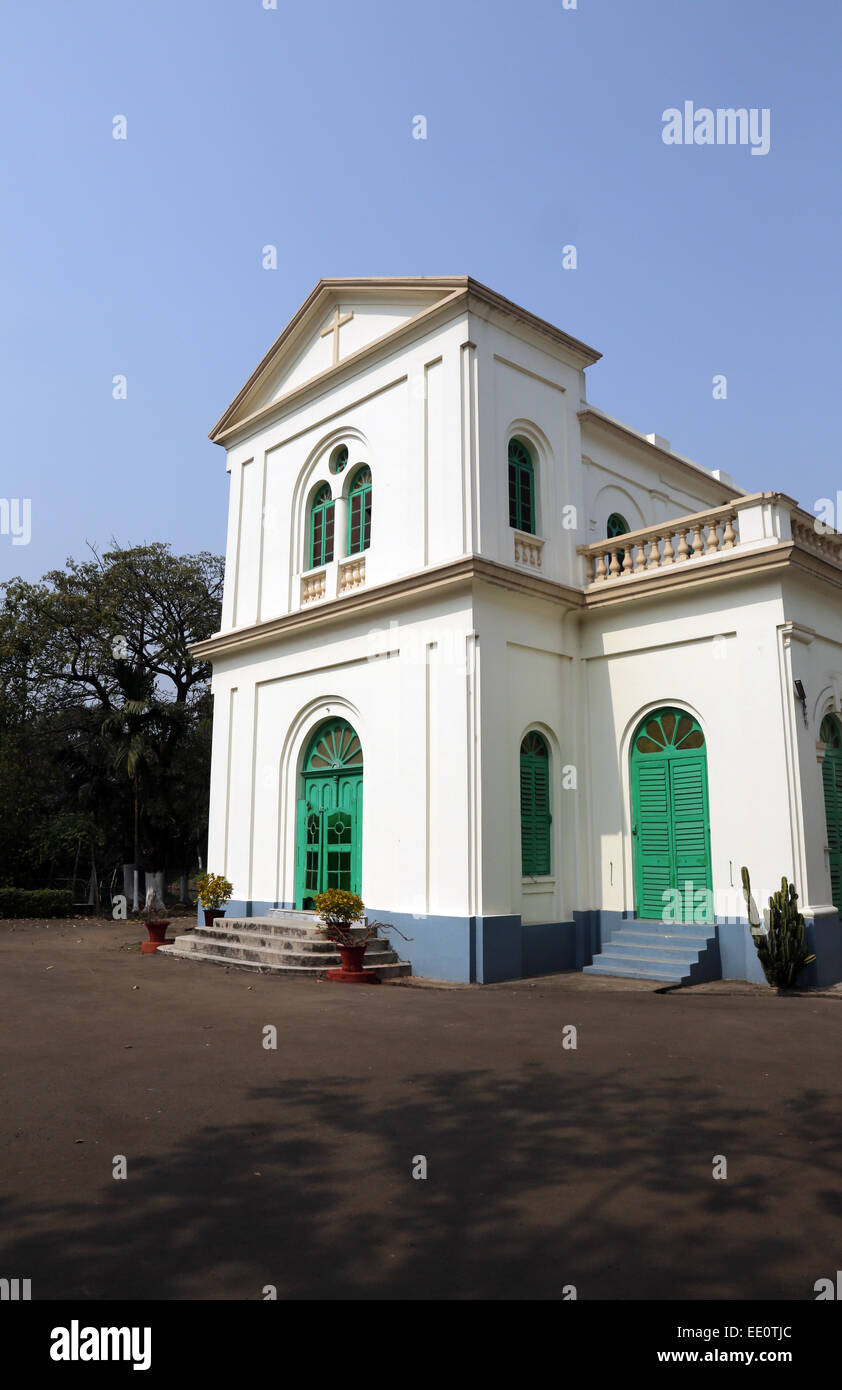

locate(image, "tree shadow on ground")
[[3, 1062, 842, 1299]]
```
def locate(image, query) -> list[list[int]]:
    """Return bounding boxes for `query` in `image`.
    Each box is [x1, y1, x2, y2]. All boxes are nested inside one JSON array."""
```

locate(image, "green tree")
[[0, 542, 223, 898]]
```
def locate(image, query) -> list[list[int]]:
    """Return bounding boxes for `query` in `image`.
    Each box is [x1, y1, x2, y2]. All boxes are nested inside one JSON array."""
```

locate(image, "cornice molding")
[[191, 556, 584, 663], [578, 407, 744, 502]]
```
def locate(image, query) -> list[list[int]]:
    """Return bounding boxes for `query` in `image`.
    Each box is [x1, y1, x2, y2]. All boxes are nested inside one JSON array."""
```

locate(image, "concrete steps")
[[158, 913, 411, 979], [584, 920, 719, 985]]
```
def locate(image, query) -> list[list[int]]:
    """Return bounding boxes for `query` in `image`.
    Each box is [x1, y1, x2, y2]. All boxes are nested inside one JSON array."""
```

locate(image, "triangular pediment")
[[211, 278, 469, 441]]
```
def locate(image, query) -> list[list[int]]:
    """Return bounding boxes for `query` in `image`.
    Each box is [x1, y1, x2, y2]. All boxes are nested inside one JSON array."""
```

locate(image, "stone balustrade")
[[580, 502, 741, 585], [338, 555, 366, 594], [514, 531, 545, 570], [301, 570, 326, 604], [790, 511, 842, 564]]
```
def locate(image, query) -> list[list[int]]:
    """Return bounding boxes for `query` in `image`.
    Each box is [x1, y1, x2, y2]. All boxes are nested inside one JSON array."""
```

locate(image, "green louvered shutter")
[[294, 798, 308, 908], [823, 750, 842, 914], [520, 734, 551, 875], [671, 757, 713, 921], [631, 708, 711, 923], [633, 759, 673, 919]]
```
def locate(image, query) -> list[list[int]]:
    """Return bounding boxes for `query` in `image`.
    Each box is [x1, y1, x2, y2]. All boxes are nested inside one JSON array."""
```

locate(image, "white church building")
[[191, 276, 842, 986]]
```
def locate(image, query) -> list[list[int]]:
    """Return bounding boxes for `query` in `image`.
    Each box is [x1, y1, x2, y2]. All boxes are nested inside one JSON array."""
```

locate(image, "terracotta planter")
[[203, 907, 222, 927], [339, 944, 367, 972], [327, 939, 380, 985], [141, 919, 170, 954]]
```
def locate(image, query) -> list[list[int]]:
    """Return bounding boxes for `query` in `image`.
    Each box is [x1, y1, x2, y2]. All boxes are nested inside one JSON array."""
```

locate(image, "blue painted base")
[[196, 901, 842, 988]]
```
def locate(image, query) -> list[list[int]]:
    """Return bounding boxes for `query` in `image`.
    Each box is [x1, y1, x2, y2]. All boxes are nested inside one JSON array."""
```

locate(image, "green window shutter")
[[821, 718, 842, 914], [347, 466, 372, 555], [634, 759, 673, 919], [309, 484, 335, 568], [520, 733, 551, 875], [294, 798, 308, 908], [670, 758, 712, 921], [508, 440, 535, 535], [631, 707, 712, 922]]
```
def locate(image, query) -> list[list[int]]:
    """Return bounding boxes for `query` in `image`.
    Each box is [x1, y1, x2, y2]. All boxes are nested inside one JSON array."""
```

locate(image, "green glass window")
[[508, 439, 535, 535], [607, 512, 630, 568], [333, 445, 348, 474], [347, 466, 372, 555], [309, 483, 335, 568], [520, 731, 551, 875]]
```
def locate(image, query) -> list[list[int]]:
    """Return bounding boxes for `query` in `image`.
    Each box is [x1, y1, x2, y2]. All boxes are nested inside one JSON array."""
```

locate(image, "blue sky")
[[1, 0, 840, 581]]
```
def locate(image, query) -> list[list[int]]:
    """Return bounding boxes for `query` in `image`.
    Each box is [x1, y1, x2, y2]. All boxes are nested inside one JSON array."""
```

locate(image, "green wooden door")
[[295, 719, 363, 908], [631, 709, 712, 923], [821, 716, 842, 914]]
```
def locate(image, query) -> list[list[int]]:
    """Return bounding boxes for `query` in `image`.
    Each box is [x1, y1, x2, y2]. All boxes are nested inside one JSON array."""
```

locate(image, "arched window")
[[309, 484, 335, 568], [347, 466, 372, 555], [508, 439, 535, 535], [607, 512, 630, 569], [520, 731, 551, 875], [330, 445, 348, 475]]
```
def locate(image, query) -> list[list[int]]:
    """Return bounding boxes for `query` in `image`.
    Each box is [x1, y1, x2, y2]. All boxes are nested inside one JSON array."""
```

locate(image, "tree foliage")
[[0, 542, 223, 896]]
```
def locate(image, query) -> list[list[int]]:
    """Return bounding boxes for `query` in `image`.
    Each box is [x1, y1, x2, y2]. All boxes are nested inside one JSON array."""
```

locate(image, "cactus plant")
[[741, 866, 816, 989]]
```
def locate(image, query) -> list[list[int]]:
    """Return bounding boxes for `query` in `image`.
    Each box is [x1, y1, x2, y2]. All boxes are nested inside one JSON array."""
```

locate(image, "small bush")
[[0, 888, 74, 919]]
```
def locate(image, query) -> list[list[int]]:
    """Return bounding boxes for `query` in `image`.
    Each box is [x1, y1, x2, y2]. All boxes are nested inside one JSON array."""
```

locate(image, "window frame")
[[346, 466, 372, 556], [308, 483, 335, 569], [520, 730, 552, 877], [508, 439, 536, 536]]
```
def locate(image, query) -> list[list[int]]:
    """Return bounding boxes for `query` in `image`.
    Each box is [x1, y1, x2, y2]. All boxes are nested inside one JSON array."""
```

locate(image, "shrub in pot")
[[313, 889, 375, 973], [196, 872, 233, 926]]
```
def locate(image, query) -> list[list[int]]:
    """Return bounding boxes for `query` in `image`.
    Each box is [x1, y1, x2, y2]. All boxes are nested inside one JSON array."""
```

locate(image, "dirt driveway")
[[1, 917, 840, 1300]]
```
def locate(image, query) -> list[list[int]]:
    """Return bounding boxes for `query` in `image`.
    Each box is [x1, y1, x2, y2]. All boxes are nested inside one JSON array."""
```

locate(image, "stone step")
[[612, 929, 713, 951], [626, 918, 715, 935], [583, 961, 682, 983], [196, 926, 361, 954], [590, 950, 689, 976], [167, 934, 400, 969], [212, 916, 372, 942], [584, 915, 720, 984], [157, 941, 411, 978], [188, 926, 392, 953], [606, 938, 707, 960]]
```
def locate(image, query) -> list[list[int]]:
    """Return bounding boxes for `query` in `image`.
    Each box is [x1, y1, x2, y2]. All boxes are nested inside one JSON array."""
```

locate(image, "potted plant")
[[741, 866, 816, 992], [139, 886, 171, 954], [196, 872, 233, 927], [312, 889, 379, 982]]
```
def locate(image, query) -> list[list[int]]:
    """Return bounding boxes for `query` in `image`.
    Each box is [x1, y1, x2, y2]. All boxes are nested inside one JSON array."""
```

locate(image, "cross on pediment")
[[320, 305, 354, 365]]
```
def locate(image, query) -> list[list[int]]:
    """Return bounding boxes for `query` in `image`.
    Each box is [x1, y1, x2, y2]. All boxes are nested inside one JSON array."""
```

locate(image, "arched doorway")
[[820, 715, 842, 914], [295, 718, 363, 908], [630, 708, 712, 922]]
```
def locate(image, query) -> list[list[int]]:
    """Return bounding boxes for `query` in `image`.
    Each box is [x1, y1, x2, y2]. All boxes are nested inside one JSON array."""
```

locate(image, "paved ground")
[[1, 916, 841, 1301]]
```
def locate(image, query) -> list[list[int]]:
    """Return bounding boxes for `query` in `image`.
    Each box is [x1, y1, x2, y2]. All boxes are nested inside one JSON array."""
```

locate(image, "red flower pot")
[[339, 944, 367, 972], [327, 940, 380, 984], [141, 919, 170, 954], [203, 908, 221, 926]]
